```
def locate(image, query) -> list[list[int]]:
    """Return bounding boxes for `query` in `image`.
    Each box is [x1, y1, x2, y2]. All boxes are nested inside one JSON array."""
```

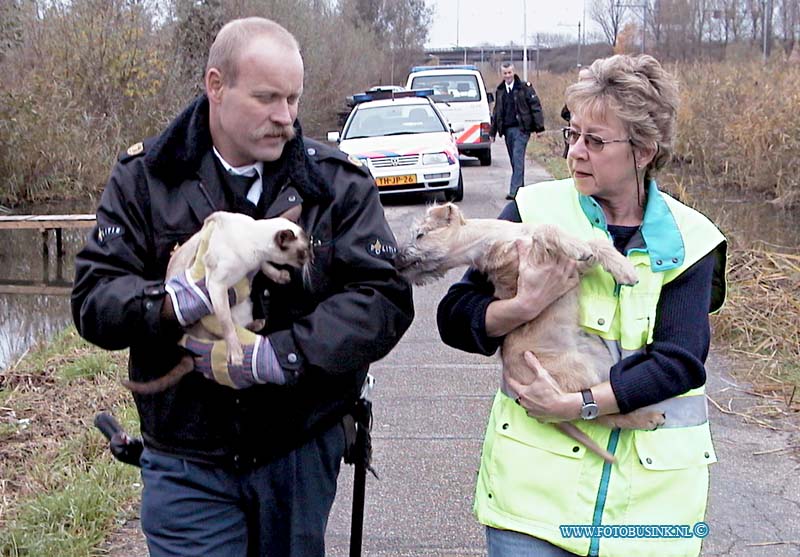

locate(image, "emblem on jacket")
[[367, 238, 397, 258], [97, 226, 124, 245]]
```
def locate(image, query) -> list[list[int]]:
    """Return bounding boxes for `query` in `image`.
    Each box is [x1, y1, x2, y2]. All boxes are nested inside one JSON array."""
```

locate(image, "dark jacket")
[[71, 95, 414, 466], [491, 75, 545, 136]]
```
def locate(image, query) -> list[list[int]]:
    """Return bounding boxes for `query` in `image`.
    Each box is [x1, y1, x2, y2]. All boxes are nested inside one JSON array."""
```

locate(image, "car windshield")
[[344, 104, 447, 139], [408, 74, 481, 103]]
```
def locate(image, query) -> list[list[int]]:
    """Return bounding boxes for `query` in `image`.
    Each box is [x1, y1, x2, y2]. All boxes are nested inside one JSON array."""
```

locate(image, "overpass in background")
[[424, 45, 553, 68]]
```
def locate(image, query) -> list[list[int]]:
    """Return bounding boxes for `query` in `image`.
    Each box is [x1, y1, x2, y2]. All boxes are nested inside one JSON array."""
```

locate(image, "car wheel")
[[477, 150, 492, 166], [445, 171, 464, 202]]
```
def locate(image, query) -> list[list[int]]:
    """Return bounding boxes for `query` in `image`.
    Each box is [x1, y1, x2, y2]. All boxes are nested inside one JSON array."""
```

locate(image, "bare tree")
[[591, 0, 628, 46]]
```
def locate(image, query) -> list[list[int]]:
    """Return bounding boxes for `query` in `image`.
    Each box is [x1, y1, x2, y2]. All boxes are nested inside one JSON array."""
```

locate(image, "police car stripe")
[[457, 124, 481, 144]]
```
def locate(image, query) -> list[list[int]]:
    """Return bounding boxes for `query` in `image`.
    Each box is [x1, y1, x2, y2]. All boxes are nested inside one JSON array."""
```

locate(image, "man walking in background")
[[491, 62, 545, 200]]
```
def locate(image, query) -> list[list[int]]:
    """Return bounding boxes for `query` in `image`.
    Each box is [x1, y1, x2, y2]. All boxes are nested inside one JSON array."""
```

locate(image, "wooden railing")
[[0, 214, 96, 295]]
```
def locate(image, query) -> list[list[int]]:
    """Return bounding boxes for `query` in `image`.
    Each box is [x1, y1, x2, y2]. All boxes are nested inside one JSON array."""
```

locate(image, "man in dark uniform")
[[71, 17, 414, 557], [490, 62, 545, 200]]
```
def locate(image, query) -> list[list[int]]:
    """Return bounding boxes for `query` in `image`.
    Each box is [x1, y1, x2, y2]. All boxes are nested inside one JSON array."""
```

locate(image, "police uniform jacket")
[[491, 74, 545, 136], [71, 95, 415, 466]]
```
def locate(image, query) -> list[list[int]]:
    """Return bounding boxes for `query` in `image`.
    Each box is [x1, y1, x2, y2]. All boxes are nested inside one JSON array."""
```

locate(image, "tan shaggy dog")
[[397, 203, 666, 463], [124, 211, 310, 394]]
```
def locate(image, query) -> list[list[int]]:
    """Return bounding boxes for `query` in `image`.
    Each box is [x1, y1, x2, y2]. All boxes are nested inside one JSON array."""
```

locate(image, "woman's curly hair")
[[565, 54, 679, 178]]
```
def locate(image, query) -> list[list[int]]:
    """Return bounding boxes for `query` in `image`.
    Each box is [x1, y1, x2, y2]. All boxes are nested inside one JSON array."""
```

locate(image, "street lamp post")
[[617, 3, 648, 53], [522, 0, 528, 81], [456, 0, 460, 49], [557, 21, 582, 67]]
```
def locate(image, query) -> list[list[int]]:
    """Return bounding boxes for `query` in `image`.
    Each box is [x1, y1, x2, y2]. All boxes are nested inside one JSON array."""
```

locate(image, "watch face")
[[580, 402, 599, 420]]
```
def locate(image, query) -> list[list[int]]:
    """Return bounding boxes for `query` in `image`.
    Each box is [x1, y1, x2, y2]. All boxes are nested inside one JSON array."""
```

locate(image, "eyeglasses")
[[562, 128, 631, 152]]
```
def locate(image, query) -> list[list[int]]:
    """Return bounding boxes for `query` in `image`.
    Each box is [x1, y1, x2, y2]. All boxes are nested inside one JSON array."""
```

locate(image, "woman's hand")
[[504, 351, 581, 422], [485, 240, 579, 337], [515, 239, 579, 320]]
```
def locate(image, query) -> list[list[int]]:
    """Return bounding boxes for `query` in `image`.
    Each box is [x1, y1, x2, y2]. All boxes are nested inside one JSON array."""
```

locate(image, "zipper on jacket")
[[589, 428, 621, 557]]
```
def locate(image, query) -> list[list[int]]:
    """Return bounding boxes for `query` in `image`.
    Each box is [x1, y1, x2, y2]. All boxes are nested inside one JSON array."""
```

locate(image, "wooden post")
[[56, 228, 64, 256], [41, 229, 49, 258]]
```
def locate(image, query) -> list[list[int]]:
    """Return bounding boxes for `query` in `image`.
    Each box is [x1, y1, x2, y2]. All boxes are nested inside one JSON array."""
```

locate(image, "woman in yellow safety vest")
[[437, 54, 726, 557]]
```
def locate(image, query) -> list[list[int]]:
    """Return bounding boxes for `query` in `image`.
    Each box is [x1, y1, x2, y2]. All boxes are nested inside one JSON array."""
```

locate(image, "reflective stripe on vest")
[[600, 341, 709, 428]]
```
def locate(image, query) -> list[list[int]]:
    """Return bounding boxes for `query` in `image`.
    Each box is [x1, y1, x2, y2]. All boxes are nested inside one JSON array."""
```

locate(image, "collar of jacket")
[[144, 94, 331, 203], [498, 74, 522, 91], [578, 178, 685, 272]]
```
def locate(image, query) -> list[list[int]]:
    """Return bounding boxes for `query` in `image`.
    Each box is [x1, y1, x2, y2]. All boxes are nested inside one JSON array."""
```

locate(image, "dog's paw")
[[630, 411, 666, 430], [607, 260, 639, 286], [273, 269, 291, 284], [646, 412, 667, 430], [227, 344, 245, 367], [600, 410, 665, 430], [246, 319, 266, 332]]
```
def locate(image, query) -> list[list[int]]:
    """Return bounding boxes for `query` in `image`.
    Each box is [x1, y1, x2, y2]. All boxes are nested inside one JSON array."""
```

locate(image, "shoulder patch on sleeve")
[[347, 154, 365, 168], [366, 237, 398, 260], [96, 225, 125, 245], [306, 139, 370, 176]]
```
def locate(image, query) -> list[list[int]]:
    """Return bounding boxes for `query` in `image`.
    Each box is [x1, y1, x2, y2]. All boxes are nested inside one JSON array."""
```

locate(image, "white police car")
[[327, 89, 463, 201]]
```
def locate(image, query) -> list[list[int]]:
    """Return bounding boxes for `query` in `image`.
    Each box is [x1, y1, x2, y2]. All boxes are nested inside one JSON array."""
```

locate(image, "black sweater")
[[436, 201, 715, 414]]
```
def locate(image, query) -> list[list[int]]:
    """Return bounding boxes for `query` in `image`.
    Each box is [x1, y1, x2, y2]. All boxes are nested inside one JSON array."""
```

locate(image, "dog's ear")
[[276, 229, 297, 250], [427, 203, 464, 226]]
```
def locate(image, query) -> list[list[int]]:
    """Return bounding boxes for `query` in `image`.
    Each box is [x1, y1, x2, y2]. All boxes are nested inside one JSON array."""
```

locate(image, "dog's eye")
[[415, 232, 425, 240]]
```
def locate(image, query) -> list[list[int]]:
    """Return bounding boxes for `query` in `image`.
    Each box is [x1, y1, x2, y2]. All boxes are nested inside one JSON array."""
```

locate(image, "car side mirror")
[[326, 131, 341, 143], [486, 92, 494, 104], [450, 122, 466, 133]]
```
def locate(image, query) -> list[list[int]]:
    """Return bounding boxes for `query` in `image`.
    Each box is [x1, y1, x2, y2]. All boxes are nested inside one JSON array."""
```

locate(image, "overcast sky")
[[425, 0, 595, 48]]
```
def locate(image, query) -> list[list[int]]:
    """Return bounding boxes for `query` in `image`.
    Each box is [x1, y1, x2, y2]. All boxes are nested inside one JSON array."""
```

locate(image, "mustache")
[[250, 123, 296, 142]]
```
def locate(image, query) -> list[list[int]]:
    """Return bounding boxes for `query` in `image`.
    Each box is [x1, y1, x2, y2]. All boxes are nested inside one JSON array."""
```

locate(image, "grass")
[[527, 132, 570, 180], [0, 328, 140, 557], [709, 248, 800, 408]]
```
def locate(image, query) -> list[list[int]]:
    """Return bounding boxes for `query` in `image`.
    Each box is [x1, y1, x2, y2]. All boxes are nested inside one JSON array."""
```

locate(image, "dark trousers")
[[503, 126, 531, 197], [140, 424, 345, 557]]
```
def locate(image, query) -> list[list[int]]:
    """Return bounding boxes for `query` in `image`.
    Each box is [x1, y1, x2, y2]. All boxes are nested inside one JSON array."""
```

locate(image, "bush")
[[530, 58, 800, 207], [0, 0, 413, 206], [672, 59, 800, 206]]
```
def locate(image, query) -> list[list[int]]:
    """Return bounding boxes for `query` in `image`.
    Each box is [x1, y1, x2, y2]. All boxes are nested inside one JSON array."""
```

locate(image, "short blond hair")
[[206, 17, 299, 85], [565, 54, 679, 175]]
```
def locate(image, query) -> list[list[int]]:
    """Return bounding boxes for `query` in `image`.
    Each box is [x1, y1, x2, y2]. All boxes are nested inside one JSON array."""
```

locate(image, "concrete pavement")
[[323, 142, 800, 556]]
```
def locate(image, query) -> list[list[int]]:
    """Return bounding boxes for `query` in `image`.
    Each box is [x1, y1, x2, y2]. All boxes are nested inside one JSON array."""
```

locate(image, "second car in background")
[[328, 89, 464, 201]]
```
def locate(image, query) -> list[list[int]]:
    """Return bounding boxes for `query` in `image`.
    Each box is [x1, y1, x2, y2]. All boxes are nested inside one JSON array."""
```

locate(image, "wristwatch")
[[580, 389, 599, 420]]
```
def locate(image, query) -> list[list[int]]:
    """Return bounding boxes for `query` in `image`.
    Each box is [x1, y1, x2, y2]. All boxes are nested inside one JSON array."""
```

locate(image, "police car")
[[406, 65, 493, 166], [327, 89, 463, 201]]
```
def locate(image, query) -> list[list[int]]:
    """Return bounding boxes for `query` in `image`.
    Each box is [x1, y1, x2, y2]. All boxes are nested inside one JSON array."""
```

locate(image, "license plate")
[[375, 174, 417, 187]]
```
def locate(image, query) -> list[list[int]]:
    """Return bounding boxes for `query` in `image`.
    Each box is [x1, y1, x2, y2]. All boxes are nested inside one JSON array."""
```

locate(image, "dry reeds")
[[533, 59, 800, 208], [711, 246, 800, 419], [672, 60, 800, 207]]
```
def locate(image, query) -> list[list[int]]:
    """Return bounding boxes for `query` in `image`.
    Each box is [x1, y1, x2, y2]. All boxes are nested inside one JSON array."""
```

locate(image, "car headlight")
[[422, 152, 448, 165]]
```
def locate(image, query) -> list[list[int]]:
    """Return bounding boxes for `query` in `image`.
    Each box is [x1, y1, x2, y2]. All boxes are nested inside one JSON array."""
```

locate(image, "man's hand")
[[180, 327, 288, 388], [504, 351, 581, 421], [163, 224, 250, 327]]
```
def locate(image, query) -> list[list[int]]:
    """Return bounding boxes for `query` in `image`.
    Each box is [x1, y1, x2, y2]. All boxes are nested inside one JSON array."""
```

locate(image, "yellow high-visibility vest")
[[474, 179, 726, 557]]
